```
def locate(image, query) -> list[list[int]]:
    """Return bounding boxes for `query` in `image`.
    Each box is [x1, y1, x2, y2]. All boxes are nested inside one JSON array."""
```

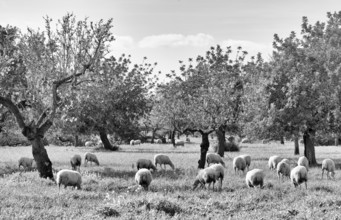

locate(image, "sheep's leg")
[[321, 170, 324, 179]]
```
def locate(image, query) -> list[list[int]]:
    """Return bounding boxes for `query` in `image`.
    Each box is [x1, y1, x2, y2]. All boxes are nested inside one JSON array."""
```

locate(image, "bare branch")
[[0, 96, 26, 129]]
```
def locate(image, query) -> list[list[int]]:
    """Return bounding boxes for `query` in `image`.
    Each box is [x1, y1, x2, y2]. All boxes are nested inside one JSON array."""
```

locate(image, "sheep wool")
[[85, 141, 94, 147], [240, 155, 251, 170], [70, 154, 82, 171], [233, 156, 247, 174], [297, 156, 309, 171], [137, 159, 157, 171], [18, 157, 35, 171], [321, 158, 335, 179], [134, 140, 141, 145], [206, 153, 226, 167], [277, 160, 290, 181], [209, 163, 225, 190], [56, 169, 82, 190], [268, 155, 282, 170], [174, 140, 185, 146], [192, 167, 218, 190], [154, 154, 175, 170], [245, 169, 265, 188], [135, 168, 152, 190], [84, 152, 100, 166], [130, 140, 135, 145], [290, 165, 308, 189]]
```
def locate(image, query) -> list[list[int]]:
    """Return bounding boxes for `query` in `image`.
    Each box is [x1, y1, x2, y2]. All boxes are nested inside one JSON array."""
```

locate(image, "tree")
[[0, 14, 114, 178]]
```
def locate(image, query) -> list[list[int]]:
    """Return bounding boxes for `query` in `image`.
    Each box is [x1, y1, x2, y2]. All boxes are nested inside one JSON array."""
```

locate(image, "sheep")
[[206, 153, 226, 167], [130, 140, 135, 145], [154, 154, 175, 170], [233, 156, 247, 174], [209, 163, 225, 190], [240, 155, 251, 170], [84, 152, 100, 166], [134, 140, 141, 145], [298, 156, 309, 171], [290, 165, 308, 189], [281, 158, 290, 164], [70, 154, 81, 171], [56, 169, 82, 190], [186, 137, 191, 142], [85, 141, 94, 147], [174, 140, 185, 146], [136, 159, 157, 171], [18, 157, 36, 171], [268, 155, 282, 170], [277, 160, 291, 181], [245, 169, 265, 188], [135, 168, 152, 190], [192, 167, 218, 191], [321, 158, 336, 179]]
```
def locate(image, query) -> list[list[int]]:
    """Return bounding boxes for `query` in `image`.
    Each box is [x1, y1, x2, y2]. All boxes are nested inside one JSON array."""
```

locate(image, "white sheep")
[[321, 158, 336, 179], [56, 169, 82, 190], [174, 140, 184, 146], [134, 140, 141, 145], [268, 155, 282, 170], [135, 168, 152, 190], [130, 140, 135, 145], [298, 156, 309, 171], [240, 155, 251, 170], [192, 167, 218, 191], [136, 159, 157, 171], [281, 158, 290, 164], [206, 153, 226, 167], [290, 165, 308, 189], [233, 156, 247, 174], [245, 169, 265, 188], [209, 163, 224, 190], [84, 152, 100, 166], [18, 157, 36, 171], [154, 154, 175, 170], [277, 160, 291, 181], [70, 154, 82, 171], [85, 141, 94, 147]]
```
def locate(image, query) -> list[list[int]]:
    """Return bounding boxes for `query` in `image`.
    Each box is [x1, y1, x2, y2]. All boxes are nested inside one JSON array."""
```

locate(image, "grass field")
[[0, 138, 341, 219]]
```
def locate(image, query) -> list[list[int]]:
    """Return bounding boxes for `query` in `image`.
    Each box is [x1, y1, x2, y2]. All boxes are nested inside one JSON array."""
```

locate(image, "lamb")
[[18, 157, 36, 171], [206, 153, 226, 167], [277, 160, 291, 181], [321, 158, 336, 179], [70, 154, 82, 171], [240, 155, 251, 170], [268, 155, 282, 170], [290, 165, 308, 189], [233, 156, 247, 174], [84, 152, 100, 166], [56, 169, 82, 190], [135, 168, 152, 190], [209, 163, 224, 190], [298, 156, 309, 171], [136, 159, 157, 171], [174, 140, 185, 146], [192, 167, 218, 190], [245, 169, 265, 188], [154, 154, 175, 170]]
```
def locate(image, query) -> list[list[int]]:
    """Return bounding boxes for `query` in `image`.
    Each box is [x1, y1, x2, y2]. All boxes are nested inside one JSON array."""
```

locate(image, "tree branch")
[[0, 96, 26, 129]]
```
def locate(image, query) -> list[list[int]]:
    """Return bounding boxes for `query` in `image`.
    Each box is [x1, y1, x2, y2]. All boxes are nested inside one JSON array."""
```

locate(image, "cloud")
[[220, 39, 273, 58], [138, 33, 215, 48], [111, 35, 134, 51]]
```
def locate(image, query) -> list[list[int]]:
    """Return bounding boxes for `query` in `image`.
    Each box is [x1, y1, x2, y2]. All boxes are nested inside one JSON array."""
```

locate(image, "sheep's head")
[[192, 179, 200, 190]]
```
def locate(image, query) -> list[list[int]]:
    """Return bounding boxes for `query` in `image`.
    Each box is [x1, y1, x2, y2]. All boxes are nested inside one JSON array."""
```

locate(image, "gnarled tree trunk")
[[216, 125, 226, 157], [198, 132, 210, 169], [98, 128, 118, 151], [303, 129, 317, 166]]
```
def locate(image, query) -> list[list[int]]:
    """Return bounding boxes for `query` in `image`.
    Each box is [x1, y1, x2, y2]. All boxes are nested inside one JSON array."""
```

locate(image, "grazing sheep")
[[84, 152, 100, 166], [240, 155, 251, 170], [18, 157, 36, 171], [233, 156, 247, 174], [130, 140, 135, 145], [70, 154, 82, 171], [135, 168, 152, 190], [192, 167, 218, 190], [154, 154, 175, 170], [56, 169, 82, 190], [290, 165, 308, 189], [281, 158, 290, 164], [137, 159, 157, 171], [322, 158, 336, 179], [268, 155, 282, 170], [277, 160, 291, 181], [85, 141, 94, 147], [245, 169, 265, 188], [298, 156, 309, 171], [209, 163, 225, 190], [174, 140, 185, 146], [134, 140, 141, 145], [206, 153, 226, 167]]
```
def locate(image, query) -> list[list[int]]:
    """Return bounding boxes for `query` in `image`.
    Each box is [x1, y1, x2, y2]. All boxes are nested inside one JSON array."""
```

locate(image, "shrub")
[[155, 199, 182, 216]]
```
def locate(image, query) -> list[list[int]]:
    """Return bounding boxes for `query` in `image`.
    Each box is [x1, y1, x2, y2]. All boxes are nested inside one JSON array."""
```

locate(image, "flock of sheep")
[[17, 150, 337, 191]]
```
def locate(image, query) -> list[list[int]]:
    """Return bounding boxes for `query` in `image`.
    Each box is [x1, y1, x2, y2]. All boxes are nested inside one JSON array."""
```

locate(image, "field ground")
[[1, 138, 341, 219]]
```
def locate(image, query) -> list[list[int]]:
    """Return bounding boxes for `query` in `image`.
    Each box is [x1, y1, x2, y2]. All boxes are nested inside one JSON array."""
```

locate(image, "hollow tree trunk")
[[216, 126, 226, 157], [294, 136, 299, 155], [198, 132, 210, 169], [99, 129, 118, 151], [303, 129, 317, 166]]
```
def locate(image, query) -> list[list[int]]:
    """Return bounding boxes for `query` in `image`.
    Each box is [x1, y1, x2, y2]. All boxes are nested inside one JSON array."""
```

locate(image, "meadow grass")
[[0, 139, 341, 219]]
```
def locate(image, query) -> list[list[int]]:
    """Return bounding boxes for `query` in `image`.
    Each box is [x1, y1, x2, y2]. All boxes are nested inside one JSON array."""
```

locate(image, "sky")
[[1, 0, 341, 78]]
